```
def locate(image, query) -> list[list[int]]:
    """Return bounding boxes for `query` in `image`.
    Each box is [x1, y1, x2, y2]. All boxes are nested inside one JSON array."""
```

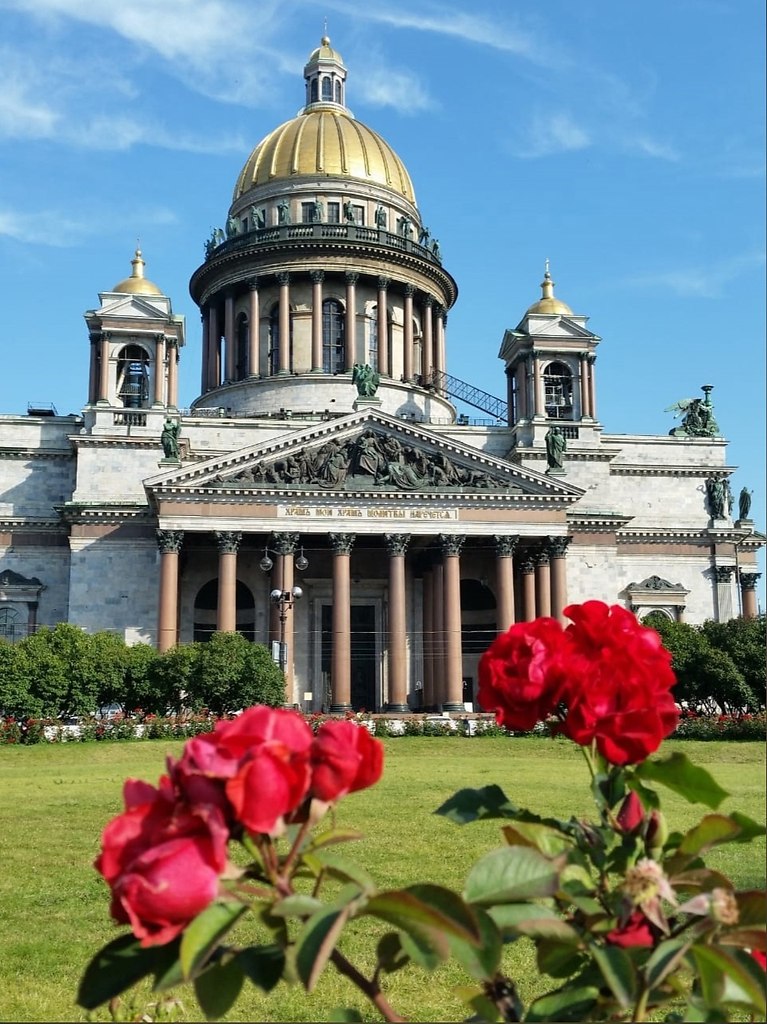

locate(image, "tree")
[[122, 643, 162, 713], [187, 633, 285, 714], [700, 616, 765, 709], [0, 640, 41, 718], [152, 643, 199, 714], [90, 632, 131, 712]]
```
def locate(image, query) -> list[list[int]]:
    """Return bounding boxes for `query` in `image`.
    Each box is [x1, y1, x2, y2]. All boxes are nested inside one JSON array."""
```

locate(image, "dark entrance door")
[[321, 604, 377, 711]]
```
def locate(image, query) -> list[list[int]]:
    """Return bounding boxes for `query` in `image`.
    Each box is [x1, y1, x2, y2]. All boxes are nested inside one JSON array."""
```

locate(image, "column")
[[713, 565, 734, 622], [534, 548, 551, 618], [494, 535, 518, 631], [422, 295, 434, 382], [215, 531, 242, 633], [248, 279, 260, 377], [273, 533, 299, 703], [740, 572, 761, 619], [579, 352, 590, 418], [440, 534, 465, 711], [167, 341, 178, 409], [311, 271, 324, 372], [277, 272, 290, 374], [153, 334, 166, 405], [201, 313, 209, 395], [88, 334, 99, 405], [532, 352, 544, 419], [422, 566, 435, 710], [207, 304, 219, 390], [403, 284, 414, 381], [432, 560, 444, 706], [385, 534, 410, 712], [345, 272, 358, 371], [516, 363, 527, 421], [520, 557, 536, 622], [548, 537, 571, 623], [98, 332, 110, 403], [223, 292, 235, 382], [587, 355, 597, 421], [434, 307, 446, 383], [156, 530, 183, 652], [377, 277, 390, 377], [329, 533, 355, 712]]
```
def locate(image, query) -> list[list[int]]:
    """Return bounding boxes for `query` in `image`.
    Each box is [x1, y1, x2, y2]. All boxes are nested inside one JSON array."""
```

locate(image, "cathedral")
[[0, 38, 762, 713]]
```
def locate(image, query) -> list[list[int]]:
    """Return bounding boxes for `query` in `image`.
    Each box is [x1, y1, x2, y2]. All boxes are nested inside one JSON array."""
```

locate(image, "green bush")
[[186, 632, 285, 714]]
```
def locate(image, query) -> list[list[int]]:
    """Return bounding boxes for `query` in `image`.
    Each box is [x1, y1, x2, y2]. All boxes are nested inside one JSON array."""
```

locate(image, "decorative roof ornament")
[[112, 248, 163, 296], [526, 261, 573, 316]]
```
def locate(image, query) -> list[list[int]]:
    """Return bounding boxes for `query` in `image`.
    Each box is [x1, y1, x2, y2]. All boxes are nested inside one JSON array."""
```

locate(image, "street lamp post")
[[270, 586, 303, 676]]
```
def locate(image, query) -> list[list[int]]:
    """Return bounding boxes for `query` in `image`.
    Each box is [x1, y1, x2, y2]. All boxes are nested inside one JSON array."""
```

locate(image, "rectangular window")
[[327, 202, 340, 224], [353, 205, 365, 226], [301, 203, 314, 224]]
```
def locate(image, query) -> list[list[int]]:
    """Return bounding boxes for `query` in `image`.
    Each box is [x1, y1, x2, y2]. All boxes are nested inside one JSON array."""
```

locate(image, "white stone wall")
[[68, 537, 157, 642], [0, 546, 71, 629]]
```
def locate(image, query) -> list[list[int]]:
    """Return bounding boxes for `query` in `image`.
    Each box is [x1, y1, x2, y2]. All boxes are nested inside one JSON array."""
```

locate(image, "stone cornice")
[[0, 447, 74, 460], [70, 436, 168, 451], [0, 518, 67, 532], [56, 503, 152, 525], [609, 463, 737, 478], [514, 448, 620, 463], [567, 511, 634, 530], [616, 528, 712, 544]]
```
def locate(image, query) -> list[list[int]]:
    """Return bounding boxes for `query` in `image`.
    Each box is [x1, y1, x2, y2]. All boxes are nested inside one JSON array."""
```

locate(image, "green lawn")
[[0, 737, 764, 1022]]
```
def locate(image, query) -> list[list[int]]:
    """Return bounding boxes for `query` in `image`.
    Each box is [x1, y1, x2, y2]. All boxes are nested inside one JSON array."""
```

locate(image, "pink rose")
[[310, 720, 384, 802]]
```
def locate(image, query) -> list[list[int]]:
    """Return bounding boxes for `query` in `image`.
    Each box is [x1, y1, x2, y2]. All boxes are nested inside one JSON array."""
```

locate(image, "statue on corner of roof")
[[545, 424, 567, 473], [666, 385, 719, 438], [160, 418, 181, 461], [352, 363, 380, 398], [738, 486, 753, 521]]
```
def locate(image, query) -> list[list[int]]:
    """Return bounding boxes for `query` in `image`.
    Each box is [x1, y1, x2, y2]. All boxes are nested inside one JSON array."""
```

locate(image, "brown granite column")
[[277, 272, 290, 374], [494, 535, 518, 631], [157, 530, 183, 652], [345, 272, 358, 370], [385, 534, 409, 711], [432, 560, 444, 706], [520, 556, 536, 622], [588, 354, 597, 420], [422, 565, 435, 710], [548, 537, 571, 623], [740, 572, 761, 619], [153, 334, 166, 406], [207, 304, 219, 390], [534, 547, 552, 618], [167, 341, 178, 409], [579, 352, 590, 418], [88, 333, 99, 405], [434, 307, 446, 385], [329, 533, 355, 712], [224, 292, 235, 382], [403, 284, 414, 381], [422, 295, 434, 381], [98, 332, 110, 402], [440, 534, 465, 711], [311, 271, 324, 372], [377, 277, 390, 377], [248, 279, 260, 377], [215, 531, 242, 633], [533, 352, 544, 418], [272, 533, 299, 703], [200, 314, 209, 395]]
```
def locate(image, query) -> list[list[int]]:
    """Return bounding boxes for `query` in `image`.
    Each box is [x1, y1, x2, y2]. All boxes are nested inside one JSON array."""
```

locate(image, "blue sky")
[[1, 0, 764, 593]]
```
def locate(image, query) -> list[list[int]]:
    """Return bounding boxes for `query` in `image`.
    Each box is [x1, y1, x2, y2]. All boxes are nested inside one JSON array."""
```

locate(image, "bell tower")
[[498, 264, 601, 449]]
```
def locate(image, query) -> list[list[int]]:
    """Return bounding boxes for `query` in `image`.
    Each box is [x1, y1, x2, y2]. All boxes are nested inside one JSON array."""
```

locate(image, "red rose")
[[558, 602, 679, 765], [310, 720, 384, 802], [477, 618, 569, 731], [606, 910, 656, 948], [616, 790, 644, 834], [96, 777, 228, 947]]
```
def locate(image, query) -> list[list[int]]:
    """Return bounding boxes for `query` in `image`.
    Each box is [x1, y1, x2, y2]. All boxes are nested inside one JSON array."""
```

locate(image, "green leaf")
[[376, 932, 409, 975], [678, 815, 743, 856], [270, 894, 324, 918], [464, 846, 562, 906], [627, 776, 660, 811], [458, 987, 503, 1023], [645, 938, 691, 989], [193, 957, 244, 1021], [77, 934, 170, 1010], [636, 753, 729, 809], [234, 944, 285, 992], [501, 821, 574, 856], [447, 906, 502, 981], [306, 828, 365, 851], [364, 885, 481, 945], [525, 985, 600, 1022], [302, 850, 376, 893], [328, 1010, 364, 1023], [592, 769, 626, 810], [435, 784, 519, 824], [728, 812, 767, 842], [294, 905, 351, 993], [589, 943, 637, 1009], [180, 900, 247, 980], [399, 927, 447, 970], [670, 868, 734, 892], [488, 903, 580, 943], [536, 939, 585, 979], [692, 945, 767, 1015]]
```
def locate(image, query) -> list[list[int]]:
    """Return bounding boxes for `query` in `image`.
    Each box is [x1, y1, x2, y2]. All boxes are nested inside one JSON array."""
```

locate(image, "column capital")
[[156, 529, 184, 553], [385, 533, 410, 556], [377, 275, 390, 291], [329, 533, 356, 555], [422, 293, 434, 308], [345, 271, 360, 285], [215, 530, 242, 554], [587, 353, 597, 365], [533, 547, 550, 567], [494, 534, 519, 557], [310, 270, 325, 284], [739, 571, 761, 591], [713, 565, 734, 583], [272, 531, 299, 555], [548, 536, 572, 558], [434, 304, 446, 319], [439, 533, 465, 557], [520, 557, 536, 576], [404, 283, 416, 297], [248, 276, 260, 291], [276, 271, 290, 286]]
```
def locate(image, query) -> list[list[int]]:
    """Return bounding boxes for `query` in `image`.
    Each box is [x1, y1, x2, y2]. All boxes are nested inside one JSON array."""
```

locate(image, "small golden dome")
[[113, 249, 163, 295], [526, 265, 572, 315], [307, 34, 343, 63], [233, 108, 416, 203]]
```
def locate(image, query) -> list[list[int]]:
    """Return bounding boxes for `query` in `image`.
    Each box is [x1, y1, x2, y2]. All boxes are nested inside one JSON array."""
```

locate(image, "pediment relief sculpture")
[[206, 429, 521, 493]]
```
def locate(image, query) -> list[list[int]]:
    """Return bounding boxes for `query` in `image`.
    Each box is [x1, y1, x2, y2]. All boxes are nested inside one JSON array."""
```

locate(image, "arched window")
[[321, 76, 332, 101], [268, 305, 293, 375], [193, 579, 256, 642], [236, 313, 249, 380], [368, 311, 378, 371], [335, 80, 342, 104], [543, 360, 574, 419], [412, 318, 422, 379], [0, 606, 21, 641], [310, 78, 318, 103], [323, 299, 345, 373], [116, 345, 150, 408]]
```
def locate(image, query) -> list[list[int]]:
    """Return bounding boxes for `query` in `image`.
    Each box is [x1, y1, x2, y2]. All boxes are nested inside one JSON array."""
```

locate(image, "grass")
[[0, 736, 764, 1022]]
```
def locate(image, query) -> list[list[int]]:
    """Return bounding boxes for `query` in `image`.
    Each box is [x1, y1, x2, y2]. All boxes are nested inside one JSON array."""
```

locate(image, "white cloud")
[[627, 135, 680, 162], [515, 113, 591, 159], [355, 67, 434, 113], [623, 252, 766, 298], [0, 205, 179, 247]]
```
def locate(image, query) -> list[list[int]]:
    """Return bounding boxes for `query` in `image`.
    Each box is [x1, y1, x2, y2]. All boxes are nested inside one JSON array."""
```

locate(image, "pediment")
[[96, 293, 171, 320], [523, 316, 598, 340], [145, 410, 583, 503]]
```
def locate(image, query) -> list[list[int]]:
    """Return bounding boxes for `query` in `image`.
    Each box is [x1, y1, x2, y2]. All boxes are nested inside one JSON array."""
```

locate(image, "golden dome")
[[307, 35, 343, 63], [113, 249, 163, 295], [233, 108, 416, 203], [526, 265, 572, 315]]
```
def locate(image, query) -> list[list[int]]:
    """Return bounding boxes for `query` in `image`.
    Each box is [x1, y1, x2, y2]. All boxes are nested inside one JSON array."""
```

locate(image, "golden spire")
[[112, 247, 163, 295], [129, 248, 146, 282], [540, 260, 555, 300], [526, 260, 573, 315]]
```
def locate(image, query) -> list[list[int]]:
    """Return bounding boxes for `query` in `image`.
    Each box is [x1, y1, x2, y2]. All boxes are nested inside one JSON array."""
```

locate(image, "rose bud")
[[616, 791, 644, 835], [645, 809, 669, 858]]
